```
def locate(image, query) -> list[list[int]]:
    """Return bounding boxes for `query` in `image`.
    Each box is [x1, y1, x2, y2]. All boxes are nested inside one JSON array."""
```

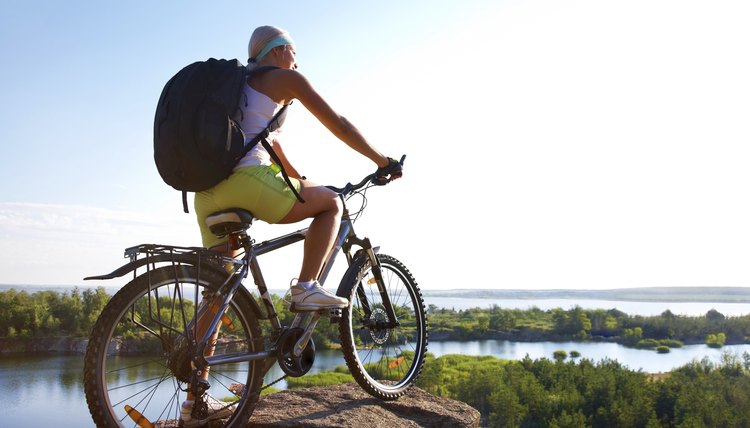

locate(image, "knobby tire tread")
[[338, 254, 428, 401]]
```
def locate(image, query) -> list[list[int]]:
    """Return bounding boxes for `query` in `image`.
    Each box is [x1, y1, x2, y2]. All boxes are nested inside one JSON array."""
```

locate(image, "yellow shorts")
[[194, 164, 301, 248]]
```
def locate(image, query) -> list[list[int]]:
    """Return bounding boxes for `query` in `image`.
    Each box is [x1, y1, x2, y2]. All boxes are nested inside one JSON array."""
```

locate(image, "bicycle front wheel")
[[338, 253, 428, 400], [83, 265, 263, 427]]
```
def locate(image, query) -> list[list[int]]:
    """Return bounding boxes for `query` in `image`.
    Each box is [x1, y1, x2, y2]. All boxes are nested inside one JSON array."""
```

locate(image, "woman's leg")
[[278, 180, 342, 281]]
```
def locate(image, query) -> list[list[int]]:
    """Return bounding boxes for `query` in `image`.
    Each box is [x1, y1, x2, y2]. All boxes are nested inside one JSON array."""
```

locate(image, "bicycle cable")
[[346, 182, 375, 222]]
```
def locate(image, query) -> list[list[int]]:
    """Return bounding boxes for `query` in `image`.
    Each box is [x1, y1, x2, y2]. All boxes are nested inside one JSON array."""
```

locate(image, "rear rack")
[[84, 243, 232, 282], [123, 243, 223, 263]]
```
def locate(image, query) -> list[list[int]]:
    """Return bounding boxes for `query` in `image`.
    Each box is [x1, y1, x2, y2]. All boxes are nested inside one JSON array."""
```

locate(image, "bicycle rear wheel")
[[338, 253, 428, 400], [83, 265, 263, 427]]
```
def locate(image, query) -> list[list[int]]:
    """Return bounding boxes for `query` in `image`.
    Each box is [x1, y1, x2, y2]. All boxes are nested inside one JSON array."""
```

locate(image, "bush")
[[636, 339, 660, 349], [706, 333, 726, 348], [656, 346, 670, 354], [660, 339, 683, 348]]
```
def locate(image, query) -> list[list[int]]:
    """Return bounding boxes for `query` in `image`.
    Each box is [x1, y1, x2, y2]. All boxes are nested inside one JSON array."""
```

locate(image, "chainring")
[[277, 327, 316, 377]]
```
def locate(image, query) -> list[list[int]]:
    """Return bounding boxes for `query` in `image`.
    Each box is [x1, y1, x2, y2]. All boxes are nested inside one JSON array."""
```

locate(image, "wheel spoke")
[[84, 265, 264, 427]]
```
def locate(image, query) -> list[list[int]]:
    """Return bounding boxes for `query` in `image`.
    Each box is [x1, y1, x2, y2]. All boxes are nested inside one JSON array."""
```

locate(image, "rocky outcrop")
[[247, 382, 480, 427]]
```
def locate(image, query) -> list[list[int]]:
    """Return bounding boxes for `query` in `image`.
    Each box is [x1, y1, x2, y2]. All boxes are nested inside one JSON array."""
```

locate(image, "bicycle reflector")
[[124, 405, 154, 428]]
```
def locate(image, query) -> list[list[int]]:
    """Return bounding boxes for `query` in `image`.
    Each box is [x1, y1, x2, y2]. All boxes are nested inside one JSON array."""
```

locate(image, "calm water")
[[2, 340, 750, 428]]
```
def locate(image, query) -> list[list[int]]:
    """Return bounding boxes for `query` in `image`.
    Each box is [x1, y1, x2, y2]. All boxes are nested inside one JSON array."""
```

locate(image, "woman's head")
[[248, 25, 296, 68]]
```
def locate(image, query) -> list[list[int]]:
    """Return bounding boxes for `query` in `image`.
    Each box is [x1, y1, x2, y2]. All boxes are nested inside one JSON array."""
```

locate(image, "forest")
[[1, 288, 749, 353], [0, 287, 109, 338], [288, 352, 750, 427], [427, 304, 750, 350]]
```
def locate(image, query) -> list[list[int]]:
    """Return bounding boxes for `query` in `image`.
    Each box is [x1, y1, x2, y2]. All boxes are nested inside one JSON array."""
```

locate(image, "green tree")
[[489, 385, 526, 427], [706, 332, 726, 348], [456, 361, 504, 416], [622, 327, 643, 346], [489, 310, 516, 332], [549, 410, 587, 428]]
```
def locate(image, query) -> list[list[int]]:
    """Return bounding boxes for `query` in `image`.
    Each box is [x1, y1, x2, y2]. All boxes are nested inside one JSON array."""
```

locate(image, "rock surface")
[[247, 382, 480, 427]]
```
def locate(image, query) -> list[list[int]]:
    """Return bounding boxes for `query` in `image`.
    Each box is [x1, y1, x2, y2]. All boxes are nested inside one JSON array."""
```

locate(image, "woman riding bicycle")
[[195, 25, 402, 311], [185, 25, 402, 426]]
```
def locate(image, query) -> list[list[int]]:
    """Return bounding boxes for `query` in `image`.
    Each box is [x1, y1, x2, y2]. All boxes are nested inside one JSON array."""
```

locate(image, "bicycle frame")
[[82, 156, 426, 428], [193, 197, 398, 381]]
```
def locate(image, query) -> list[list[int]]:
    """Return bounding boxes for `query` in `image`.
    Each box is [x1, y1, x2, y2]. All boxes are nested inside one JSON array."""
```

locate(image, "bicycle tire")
[[338, 253, 428, 400], [83, 265, 263, 427]]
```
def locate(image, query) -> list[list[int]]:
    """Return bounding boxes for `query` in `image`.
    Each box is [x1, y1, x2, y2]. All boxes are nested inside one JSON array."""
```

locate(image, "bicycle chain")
[[260, 374, 288, 391]]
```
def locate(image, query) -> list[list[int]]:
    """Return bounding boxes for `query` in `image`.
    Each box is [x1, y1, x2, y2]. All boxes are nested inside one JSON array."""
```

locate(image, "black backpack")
[[153, 58, 302, 212]]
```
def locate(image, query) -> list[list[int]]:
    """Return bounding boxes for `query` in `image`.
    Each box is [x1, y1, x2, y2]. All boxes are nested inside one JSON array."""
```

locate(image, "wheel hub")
[[367, 308, 390, 345]]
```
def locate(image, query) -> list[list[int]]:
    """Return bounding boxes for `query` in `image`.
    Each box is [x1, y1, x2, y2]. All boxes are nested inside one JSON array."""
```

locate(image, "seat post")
[[227, 233, 244, 254]]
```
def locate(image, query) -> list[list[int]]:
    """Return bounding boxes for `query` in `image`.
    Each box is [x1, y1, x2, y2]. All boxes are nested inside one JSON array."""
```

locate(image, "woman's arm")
[[269, 138, 303, 179], [261, 69, 390, 168]]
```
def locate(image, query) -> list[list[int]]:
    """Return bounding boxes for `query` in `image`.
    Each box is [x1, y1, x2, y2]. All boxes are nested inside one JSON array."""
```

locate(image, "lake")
[[2, 340, 749, 428]]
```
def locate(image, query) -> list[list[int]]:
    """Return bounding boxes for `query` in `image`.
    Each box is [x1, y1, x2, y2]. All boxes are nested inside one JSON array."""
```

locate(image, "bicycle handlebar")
[[327, 155, 406, 196]]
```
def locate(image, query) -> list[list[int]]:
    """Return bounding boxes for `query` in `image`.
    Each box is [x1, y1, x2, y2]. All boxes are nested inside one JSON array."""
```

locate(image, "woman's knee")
[[308, 186, 342, 215], [281, 184, 341, 223]]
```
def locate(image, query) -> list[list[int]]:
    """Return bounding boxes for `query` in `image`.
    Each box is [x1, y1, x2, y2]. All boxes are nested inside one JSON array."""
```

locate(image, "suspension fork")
[[345, 233, 400, 328]]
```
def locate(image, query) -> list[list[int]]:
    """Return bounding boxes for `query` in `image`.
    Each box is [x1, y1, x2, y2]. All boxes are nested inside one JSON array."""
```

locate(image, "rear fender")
[[84, 253, 213, 281]]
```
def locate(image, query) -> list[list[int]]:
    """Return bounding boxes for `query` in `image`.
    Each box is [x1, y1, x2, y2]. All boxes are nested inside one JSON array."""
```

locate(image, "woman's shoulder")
[[249, 69, 307, 104], [265, 69, 315, 98], [263, 68, 308, 84]]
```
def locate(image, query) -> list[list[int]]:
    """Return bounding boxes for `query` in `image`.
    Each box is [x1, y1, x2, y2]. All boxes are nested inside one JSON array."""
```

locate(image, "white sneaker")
[[290, 281, 348, 311], [180, 394, 236, 427]]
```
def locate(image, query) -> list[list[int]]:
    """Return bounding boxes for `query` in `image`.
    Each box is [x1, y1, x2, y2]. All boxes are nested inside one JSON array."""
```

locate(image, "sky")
[[0, 0, 749, 291]]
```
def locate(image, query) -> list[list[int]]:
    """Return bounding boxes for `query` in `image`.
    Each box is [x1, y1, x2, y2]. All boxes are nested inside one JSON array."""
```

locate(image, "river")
[[1, 297, 748, 427], [2, 339, 749, 428]]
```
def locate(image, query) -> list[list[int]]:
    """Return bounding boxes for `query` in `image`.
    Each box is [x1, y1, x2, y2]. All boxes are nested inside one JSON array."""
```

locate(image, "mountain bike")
[[82, 156, 428, 427]]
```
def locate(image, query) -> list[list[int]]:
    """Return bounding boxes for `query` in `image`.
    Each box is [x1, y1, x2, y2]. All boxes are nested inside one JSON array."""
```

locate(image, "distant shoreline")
[[2, 284, 749, 303], [422, 287, 750, 303]]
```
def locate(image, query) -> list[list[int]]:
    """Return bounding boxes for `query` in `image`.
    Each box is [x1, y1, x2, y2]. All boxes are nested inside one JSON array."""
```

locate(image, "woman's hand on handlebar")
[[373, 156, 404, 185]]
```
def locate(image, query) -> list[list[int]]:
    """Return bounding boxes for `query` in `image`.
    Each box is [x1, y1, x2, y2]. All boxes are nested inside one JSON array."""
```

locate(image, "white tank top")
[[233, 84, 285, 169]]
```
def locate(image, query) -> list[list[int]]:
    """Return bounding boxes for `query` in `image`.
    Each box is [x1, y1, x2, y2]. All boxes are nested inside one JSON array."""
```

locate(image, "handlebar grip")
[[373, 155, 405, 185]]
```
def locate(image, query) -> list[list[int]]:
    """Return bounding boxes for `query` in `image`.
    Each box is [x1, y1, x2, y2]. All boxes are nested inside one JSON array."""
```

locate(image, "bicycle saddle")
[[205, 208, 255, 237]]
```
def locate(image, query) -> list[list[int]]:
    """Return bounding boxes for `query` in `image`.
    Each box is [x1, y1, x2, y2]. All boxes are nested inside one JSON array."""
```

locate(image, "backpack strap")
[[259, 129, 305, 203], [183, 67, 304, 213], [242, 103, 305, 204]]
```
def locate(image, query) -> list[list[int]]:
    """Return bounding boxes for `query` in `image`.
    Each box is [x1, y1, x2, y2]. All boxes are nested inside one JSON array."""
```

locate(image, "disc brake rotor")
[[368, 308, 390, 345]]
